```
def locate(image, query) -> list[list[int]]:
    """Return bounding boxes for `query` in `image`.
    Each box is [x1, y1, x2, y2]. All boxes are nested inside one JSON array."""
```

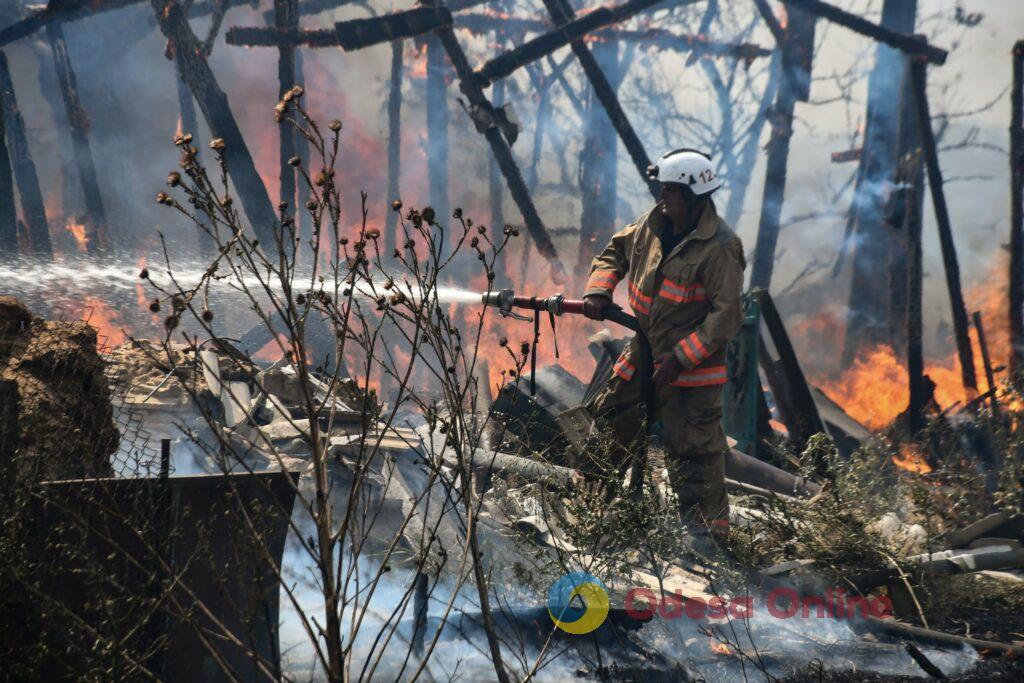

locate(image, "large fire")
[[65, 219, 89, 253], [815, 261, 1010, 431]]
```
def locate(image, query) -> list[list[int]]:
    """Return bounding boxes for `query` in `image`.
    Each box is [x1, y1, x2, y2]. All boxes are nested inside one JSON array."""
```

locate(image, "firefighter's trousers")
[[585, 371, 730, 536]]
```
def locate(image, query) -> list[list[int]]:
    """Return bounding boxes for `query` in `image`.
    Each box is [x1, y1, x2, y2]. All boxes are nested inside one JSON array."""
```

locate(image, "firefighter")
[[580, 148, 745, 542]]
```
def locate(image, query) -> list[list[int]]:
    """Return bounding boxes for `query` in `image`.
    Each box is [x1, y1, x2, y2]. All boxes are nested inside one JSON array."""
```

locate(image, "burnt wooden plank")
[[1011, 41, 1024, 381], [910, 59, 977, 391], [749, 5, 816, 290], [541, 0, 664, 199], [419, 0, 564, 279], [46, 22, 109, 253], [0, 50, 52, 258], [151, 0, 278, 249], [784, 0, 947, 65], [334, 7, 452, 51]]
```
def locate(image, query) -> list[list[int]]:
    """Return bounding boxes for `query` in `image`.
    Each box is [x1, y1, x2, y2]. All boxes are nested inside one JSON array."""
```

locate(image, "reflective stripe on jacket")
[[584, 201, 745, 387]]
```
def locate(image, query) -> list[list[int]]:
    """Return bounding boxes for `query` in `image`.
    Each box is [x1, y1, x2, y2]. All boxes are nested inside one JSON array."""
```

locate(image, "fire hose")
[[482, 288, 654, 493]]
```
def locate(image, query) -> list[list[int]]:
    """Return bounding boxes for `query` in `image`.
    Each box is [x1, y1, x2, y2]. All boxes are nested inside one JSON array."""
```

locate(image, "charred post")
[[275, 0, 298, 221], [910, 59, 978, 392], [421, 5, 564, 279], [0, 50, 52, 258], [150, 0, 278, 249], [972, 312, 999, 412], [905, 151, 925, 435], [46, 22, 109, 253], [541, 0, 659, 199], [489, 77, 505, 276], [1011, 41, 1024, 382], [385, 40, 403, 257], [0, 94, 15, 254], [749, 6, 816, 291]]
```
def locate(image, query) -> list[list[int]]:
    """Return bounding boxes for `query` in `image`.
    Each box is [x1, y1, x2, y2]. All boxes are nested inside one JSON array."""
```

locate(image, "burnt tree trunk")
[[385, 39, 403, 257], [541, 0, 658, 199], [910, 59, 977, 392], [425, 33, 449, 238], [1010, 41, 1024, 382], [0, 51, 52, 258], [150, 0, 278, 248], [275, 0, 298, 223], [46, 22, 108, 253], [749, 7, 816, 291], [0, 89, 15, 254], [578, 37, 620, 271], [843, 0, 917, 363]]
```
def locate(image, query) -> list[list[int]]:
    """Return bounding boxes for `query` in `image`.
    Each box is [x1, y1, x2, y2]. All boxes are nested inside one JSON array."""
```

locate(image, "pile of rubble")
[[0, 296, 116, 481]]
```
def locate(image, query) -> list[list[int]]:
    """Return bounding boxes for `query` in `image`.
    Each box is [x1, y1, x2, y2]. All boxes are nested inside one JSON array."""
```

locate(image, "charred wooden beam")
[[425, 32, 450, 249], [475, 0, 662, 87], [905, 151, 925, 434], [421, 0, 564, 279], [830, 148, 861, 163], [910, 59, 977, 391], [459, 12, 770, 60], [0, 50, 51, 258], [260, 0, 487, 24], [384, 39, 403, 256], [749, 5, 816, 290], [973, 311, 999, 411], [225, 26, 337, 48], [783, 0, 947, 65], [0, 88, 15, 254], [275, 0, 298, 222], [46, 22, 108, 253], [753, 288, 828, 448], [489, 76, 505, 276], [541, 0, 663, 199], [151, 0, 278, 249], [1011, 41, 1024, 381], [334, 7, 452, 51]]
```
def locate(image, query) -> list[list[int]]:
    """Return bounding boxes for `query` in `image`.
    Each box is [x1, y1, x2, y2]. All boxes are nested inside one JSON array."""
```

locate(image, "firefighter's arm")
[[672, 237, 746, 370], [583, 221, 636, 298]]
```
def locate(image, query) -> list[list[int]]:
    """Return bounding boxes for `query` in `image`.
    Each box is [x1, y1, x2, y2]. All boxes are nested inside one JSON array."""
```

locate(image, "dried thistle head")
[[156, 192, 172, 206], [391, 199, 402, 211], [209, 138, 226, 151], [421, 206, 436, 224], [174, 133, 193, 146], [288, 156, 302, 167], [328, 120, 342, 132], [167, 172, 181, 187]]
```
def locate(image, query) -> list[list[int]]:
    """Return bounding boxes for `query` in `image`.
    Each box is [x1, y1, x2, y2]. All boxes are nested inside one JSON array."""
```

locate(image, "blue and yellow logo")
[[547, 571, 610, 634]]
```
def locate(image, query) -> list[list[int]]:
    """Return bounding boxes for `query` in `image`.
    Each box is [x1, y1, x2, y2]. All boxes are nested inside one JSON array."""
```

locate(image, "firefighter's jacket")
[[584, 201, 745, 388]]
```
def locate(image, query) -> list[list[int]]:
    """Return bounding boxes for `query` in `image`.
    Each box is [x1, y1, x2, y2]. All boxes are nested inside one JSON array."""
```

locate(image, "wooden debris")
[[46, 22, 109, 253], [784, 0, 947, 65], [150, 0, 278, 249], [0, 50, 52, 258], [909, 59, 977, 391]]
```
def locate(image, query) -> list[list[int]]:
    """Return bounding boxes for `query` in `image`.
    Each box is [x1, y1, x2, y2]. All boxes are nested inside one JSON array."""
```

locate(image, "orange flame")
[[66, 219, 89, 253], [892, 443, 933, 474], [709, 638, 734, 655], [81, 296, 127, 349], [813, 260, 1010, 430]]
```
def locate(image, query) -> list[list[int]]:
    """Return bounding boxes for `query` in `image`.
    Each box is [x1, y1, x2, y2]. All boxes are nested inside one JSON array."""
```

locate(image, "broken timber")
[[749, 3, 816, 290], [456, 12, 771, 62], [46, 22, 109, 253], [909, 59, 977, 391], [782, 0, 947, 65], [1011, 41, 1024, 380], [420, 0, 564, 279], [0, 85, 14, 253], [474, 0, 666, 87], [150, 0, 278, 249], [0, 50, 52, 258], [541, 0, 662, 199]]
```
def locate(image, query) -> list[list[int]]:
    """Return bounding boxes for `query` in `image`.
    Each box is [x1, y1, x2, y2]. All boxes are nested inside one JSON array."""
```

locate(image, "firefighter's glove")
[[582, 294, 611, 320], [652, 353, 682, 387]]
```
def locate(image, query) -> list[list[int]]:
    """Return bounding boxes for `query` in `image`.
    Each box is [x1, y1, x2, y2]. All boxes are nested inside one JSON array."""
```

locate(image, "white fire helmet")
[[647, 149, 721, 196]]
